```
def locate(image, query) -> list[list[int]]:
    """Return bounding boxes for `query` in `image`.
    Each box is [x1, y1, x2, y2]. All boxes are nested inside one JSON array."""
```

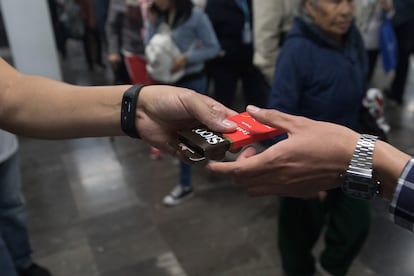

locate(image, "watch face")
[[343, 172, 377, 200], [348, 181, 370, 192]]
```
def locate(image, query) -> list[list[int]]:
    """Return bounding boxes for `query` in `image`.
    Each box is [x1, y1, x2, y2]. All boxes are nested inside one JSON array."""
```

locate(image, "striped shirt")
[[390, 159, 414, 231]]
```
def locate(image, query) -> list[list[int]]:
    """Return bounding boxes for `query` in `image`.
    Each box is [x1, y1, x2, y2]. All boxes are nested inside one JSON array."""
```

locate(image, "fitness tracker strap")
[[121, 84, 144, 138]]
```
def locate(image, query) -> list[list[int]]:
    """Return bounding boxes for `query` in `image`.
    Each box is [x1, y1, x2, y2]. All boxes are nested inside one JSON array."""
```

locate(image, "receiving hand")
[[207, 106, 360, 198]]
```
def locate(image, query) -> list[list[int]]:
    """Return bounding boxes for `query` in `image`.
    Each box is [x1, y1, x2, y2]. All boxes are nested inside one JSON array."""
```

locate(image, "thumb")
[[246, 105, 296, 134], [190, 94, 238, 132]]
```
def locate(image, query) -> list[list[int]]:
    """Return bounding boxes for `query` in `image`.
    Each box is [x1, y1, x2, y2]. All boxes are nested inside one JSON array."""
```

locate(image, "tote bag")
[[379, 13, 398, 73], [145, 31, 185, 83]]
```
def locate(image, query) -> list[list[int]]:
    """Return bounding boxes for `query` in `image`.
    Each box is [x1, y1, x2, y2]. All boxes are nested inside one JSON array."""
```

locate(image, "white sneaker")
[[315, 262, 333, 276], [163, 185, 194, 206]]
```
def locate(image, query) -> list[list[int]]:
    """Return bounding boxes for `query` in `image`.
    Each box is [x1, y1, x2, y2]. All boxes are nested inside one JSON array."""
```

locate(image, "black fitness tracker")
[[121, 84, 144, 138]]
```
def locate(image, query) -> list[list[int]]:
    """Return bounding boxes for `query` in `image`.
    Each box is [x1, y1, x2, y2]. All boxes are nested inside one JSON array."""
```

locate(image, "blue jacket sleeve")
[[184, 12, 220, 65]]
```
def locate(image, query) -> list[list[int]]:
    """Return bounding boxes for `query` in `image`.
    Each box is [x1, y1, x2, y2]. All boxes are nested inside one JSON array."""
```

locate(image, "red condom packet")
[[175, 112, 285, 162]]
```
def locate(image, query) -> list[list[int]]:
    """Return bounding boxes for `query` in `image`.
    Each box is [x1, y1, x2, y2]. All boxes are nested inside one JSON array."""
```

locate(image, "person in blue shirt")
[[267, 0, 371, 275], [145, 0, 220, 206]]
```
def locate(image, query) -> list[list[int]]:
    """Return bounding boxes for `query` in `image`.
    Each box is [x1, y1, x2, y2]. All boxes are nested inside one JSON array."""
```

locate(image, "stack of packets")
[[174, 112, 286, 163]]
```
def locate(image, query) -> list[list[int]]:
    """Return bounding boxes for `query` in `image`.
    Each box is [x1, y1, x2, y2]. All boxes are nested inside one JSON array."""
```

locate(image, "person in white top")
[[252, 0, 294, 85], [191, 0, 206, 9], [355, 0, 394, 82]]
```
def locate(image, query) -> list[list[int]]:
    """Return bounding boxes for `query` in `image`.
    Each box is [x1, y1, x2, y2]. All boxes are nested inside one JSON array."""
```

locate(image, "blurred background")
[[0, 0, 414, 275]]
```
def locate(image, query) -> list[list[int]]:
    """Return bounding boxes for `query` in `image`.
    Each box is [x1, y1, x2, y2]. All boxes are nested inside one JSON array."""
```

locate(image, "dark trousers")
[[82, 26, 103, 71], [209, 60, 268, 110], [278, 189, 371, 276], [389, 18, 414, 103], [111, 55, 131, 85], [93, 0, 110, 49], [0, 154, 32, 276]]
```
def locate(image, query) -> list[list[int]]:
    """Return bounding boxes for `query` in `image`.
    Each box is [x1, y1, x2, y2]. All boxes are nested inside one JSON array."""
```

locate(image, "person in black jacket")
[[205, 0, 268, 110]]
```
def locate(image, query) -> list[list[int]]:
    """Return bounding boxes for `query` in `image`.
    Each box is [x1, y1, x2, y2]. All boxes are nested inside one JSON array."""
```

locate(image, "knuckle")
[[233, 166, 245, 177]]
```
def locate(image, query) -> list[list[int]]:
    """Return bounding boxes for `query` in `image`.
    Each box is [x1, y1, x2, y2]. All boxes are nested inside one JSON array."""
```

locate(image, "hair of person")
[[295, 0, 319, 23], [170, 0, 194, 28]]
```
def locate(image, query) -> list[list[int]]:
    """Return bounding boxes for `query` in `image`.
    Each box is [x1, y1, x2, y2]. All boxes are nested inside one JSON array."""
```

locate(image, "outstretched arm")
[[0, 57, 237, 153], [208, 105, 411, 200]]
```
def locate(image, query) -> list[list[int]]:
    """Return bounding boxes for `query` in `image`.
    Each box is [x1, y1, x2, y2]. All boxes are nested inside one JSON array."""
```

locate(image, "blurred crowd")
[[9, 0, 412, 275]]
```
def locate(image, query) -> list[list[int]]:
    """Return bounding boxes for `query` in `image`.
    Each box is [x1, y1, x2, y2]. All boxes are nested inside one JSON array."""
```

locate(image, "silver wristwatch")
[[342, 134, 380, 200]]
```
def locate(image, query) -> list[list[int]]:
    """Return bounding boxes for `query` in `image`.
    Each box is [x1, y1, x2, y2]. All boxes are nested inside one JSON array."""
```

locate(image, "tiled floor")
[[10, 40, 414, 275]]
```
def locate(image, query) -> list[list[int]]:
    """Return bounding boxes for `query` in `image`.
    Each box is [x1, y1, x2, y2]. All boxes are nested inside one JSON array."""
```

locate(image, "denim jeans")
[[0, 153, 32, 276], [175, 74, 208, 189]]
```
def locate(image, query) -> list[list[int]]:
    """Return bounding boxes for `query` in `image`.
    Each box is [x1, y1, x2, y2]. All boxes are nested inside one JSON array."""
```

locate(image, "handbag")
[[124, 53, 155, 85], [145, 24, 185, 83], [379, 12, 398, 73]]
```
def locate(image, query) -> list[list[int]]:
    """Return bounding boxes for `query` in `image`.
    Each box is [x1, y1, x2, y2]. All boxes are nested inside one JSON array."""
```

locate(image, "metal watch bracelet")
[[350, 134, 378, 170], [349, 134, 381, 197]]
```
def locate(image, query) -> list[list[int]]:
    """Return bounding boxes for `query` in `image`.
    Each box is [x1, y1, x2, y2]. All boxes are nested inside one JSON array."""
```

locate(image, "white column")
[[0, 0, 62, 80]]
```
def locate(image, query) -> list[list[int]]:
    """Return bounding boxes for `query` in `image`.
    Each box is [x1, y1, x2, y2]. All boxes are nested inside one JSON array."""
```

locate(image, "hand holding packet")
[[174, 112, 286, 163]]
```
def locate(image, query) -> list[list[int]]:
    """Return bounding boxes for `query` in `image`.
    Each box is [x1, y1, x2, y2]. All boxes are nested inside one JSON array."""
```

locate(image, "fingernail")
[[221, 119, 236, 128], [247, 105, 260, 113]]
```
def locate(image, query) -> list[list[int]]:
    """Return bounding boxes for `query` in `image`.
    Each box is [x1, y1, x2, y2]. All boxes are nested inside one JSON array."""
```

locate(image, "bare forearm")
[[0, 73, 129, 139], [0, 57, 237, 157]]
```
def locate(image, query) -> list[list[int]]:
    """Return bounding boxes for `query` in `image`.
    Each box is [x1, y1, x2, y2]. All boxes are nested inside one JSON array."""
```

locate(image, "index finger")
[[246, 106, 300, 135], [207, 149, 270, 177]]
